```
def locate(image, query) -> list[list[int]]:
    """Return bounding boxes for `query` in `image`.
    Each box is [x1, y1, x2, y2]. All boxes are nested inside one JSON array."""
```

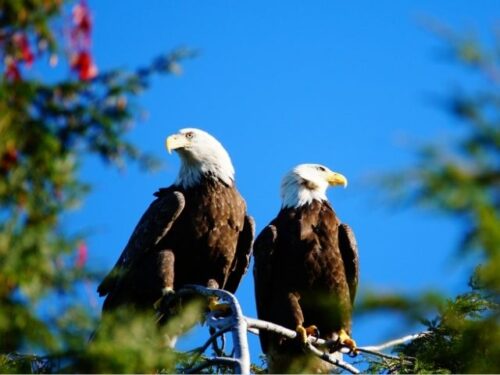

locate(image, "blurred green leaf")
[[367, 23, 500, 373]]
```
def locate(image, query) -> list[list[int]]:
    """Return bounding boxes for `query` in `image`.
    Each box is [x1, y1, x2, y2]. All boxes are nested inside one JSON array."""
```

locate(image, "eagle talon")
[[295, 325, 308, 344], [338, 329, 358, 356], [207, 296, 231, 314], [295, 324, 320, 344], [295, 325, 319, 345], [305, 325, 320, 338]]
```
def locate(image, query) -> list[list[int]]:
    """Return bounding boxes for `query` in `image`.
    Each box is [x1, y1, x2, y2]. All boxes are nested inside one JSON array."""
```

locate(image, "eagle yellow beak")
[[327, 172, 348, 188], [165, 134, 189, 154]]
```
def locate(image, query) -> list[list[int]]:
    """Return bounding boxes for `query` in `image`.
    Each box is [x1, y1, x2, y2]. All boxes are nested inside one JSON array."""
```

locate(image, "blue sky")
[[71, 0, 498, 362]]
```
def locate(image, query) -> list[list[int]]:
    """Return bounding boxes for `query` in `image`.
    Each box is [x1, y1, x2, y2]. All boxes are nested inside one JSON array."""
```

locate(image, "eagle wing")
[[253, 224, 278, 353], [97, 188, 185, 297], [225, 214, 255, 293], [338, 223, 359, 305]]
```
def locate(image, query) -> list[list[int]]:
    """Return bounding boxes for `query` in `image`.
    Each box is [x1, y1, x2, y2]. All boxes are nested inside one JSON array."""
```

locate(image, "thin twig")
[[211, 327, 226, 357], [357, 347, 410, 362], [187, 325, 232, 365], [361, 331, 430, 352]]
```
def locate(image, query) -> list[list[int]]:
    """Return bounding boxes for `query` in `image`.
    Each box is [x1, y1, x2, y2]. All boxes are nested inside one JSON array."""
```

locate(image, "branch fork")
[[168, 286, 427, 374]]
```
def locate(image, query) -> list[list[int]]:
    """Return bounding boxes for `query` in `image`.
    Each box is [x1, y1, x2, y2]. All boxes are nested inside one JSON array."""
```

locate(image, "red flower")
[[76, 242, 88, 268], [68, 1, 97, 80], [71, 51, 98, 81], [13, 33, 34, 67], [71, 1, 92, 48]]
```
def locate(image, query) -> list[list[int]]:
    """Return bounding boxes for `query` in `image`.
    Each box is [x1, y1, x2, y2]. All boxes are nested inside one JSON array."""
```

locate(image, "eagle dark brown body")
[[254, 199, 358, 373], [98, 177, 254, 312]]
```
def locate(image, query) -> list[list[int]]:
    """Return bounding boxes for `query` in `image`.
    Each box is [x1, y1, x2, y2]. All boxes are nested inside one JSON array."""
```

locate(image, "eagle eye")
[[185, 131, 194, 139], [317, 166, 326, 172]]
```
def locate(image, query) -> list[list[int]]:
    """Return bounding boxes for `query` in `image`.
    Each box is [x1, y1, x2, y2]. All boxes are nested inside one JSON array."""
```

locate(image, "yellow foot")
[[207, 296, 231, 313], [295, 325, 319, 344], [305, 325, 320, 338], [296, 325, 308, 344], [338, 329, 358, 355], [153, 287, 175, 310]]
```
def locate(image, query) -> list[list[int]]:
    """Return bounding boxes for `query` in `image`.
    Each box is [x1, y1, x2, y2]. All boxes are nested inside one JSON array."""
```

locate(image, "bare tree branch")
[[210, 326, 227, 357], [245, 317, 339, 347], [246, 316, 428, 372], [160, 286, 427, 374], [179, 285, 251, 374], [361, 331, 430, 352], [187, 326, 232, 363], [305, 343, 360, 374], [247, 326, 260, 336], [357, 347, 407, 361], [246, 317, 359, 373]]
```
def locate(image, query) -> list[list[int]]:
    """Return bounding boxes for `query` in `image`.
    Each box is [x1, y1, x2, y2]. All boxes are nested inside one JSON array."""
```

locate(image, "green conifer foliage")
[[372, 26, 500, 374], [0, 1, 195, 371]]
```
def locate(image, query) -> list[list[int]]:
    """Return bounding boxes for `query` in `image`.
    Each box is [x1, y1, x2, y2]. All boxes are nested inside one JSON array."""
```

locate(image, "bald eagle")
[[253, 164, 359, 374], [97, 128, 254, 317]]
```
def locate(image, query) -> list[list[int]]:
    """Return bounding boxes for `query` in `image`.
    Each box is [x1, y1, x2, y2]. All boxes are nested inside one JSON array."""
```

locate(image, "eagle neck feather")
[[175, 161, 234, 189], [281, 184, 328, 208]]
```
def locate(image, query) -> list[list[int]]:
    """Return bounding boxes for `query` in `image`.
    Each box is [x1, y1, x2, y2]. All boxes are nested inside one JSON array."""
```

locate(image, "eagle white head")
[[166, 128, 235, 188], [281, 164, 348, 208]]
